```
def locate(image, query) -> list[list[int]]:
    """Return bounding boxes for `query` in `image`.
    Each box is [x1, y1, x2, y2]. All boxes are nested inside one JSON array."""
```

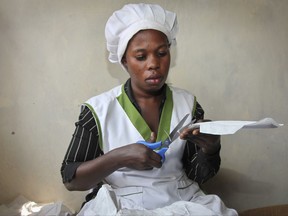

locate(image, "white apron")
[[79, 84, 238, 215]]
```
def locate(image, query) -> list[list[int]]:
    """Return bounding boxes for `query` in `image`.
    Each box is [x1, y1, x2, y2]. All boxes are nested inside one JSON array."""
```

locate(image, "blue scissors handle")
[[137, 140, 167, 162], [137, 140, 162, 149]]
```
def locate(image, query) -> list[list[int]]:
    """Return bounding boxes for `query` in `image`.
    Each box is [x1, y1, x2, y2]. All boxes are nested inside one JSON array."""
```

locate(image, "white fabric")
[[77, 184, 238, 216], [0, 195, 73, 216], [105, 3, 178, 64], [77, 185, 118, 216]]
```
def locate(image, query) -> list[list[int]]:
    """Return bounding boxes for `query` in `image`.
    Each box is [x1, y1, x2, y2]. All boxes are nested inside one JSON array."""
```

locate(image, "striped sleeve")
[[61, 106, 103, 183], [182, 101, 221, 184]]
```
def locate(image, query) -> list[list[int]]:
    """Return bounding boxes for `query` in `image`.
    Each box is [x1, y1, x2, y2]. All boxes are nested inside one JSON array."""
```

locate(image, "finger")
[[149, 159, 162, 168], [148, 132, 157, 142], [191, 134, 220, 144], [179, 128, 200, 139], [179, 128, 190, 138], [148, 151, 162, 168], [192, 129, 200, 135], [190, 135, 221, 152]]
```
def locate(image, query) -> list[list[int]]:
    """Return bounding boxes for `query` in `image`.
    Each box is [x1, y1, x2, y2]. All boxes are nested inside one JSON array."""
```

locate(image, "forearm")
[[183, 142, 221, 184], [195, 148, 221, 183], [64, 149, 121, 191], [64, 143, 162, 191]]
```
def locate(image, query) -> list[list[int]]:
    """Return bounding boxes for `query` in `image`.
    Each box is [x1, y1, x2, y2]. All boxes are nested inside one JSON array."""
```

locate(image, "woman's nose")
[[147, 55, 160, 70]]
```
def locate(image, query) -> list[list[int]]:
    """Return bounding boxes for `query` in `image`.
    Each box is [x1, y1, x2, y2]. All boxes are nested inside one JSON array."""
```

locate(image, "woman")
[[61, 3, 238, 215]]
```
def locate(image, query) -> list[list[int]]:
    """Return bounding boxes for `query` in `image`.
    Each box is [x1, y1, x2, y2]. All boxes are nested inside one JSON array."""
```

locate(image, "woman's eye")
[[135, 55, 146, 61], [158, 51, 167, 57]]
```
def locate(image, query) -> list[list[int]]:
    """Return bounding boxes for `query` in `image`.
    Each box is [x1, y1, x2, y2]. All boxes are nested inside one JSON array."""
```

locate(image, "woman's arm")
[[61, 107, 161, 191], [182, 141, 221, 184], [65, 142, 162, 191], [181, 101, 221, 184]]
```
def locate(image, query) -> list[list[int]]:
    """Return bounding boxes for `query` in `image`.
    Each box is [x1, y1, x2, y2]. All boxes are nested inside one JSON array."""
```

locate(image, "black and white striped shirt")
[[61, 80, 221, 201]]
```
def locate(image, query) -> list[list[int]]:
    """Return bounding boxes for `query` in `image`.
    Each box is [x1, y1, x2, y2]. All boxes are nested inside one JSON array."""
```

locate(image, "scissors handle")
[[137, 140, 167, 162], [137, 140, 162, 149]]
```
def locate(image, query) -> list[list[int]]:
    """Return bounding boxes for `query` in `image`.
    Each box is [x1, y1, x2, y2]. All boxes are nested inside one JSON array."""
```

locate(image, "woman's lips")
[[146, 76, 162, 84]]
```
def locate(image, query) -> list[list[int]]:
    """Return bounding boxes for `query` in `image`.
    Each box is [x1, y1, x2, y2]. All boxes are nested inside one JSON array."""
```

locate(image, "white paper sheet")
[[184, 118, 283, 135]]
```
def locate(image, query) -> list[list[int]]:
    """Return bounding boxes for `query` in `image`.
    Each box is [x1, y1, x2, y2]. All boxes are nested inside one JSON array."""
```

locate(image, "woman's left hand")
[[179, 119, 220, 155]]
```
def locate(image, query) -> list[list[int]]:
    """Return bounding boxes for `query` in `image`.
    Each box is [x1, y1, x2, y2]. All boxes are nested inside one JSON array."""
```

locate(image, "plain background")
[[0, 0, 287, 213]]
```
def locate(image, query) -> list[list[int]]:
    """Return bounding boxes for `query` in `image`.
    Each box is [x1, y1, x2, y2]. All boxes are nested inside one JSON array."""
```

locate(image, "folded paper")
[[189, 118, 283, 135]]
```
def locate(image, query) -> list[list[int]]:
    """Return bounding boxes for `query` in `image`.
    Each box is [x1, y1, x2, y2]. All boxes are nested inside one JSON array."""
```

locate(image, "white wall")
[[0, 0, 287, 212]]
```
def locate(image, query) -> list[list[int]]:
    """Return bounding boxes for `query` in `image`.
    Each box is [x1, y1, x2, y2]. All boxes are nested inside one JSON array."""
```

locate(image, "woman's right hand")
[[65, 133, 161, 191], [114, 143, 162, 170]]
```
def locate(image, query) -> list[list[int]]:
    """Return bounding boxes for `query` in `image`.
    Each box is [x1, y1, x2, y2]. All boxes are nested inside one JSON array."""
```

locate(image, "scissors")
[[137, 113, 190, 162]]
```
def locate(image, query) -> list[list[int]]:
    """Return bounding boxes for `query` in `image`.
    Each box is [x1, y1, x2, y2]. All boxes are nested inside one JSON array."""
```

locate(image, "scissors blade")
[[164, 113, 190, 145], [178, 118, 197, 134]]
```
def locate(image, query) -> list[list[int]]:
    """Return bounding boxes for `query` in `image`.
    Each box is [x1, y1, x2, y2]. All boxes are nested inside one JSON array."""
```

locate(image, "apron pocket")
[[113, 186, 144, 210]]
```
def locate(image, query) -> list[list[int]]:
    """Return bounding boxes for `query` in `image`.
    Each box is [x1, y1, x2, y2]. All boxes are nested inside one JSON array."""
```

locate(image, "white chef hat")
[[105, 3, 178, 65]]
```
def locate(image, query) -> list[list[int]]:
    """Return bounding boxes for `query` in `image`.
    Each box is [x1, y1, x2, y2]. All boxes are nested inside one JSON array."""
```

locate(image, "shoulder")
[[168, 85, 196, 102], [85, 85, 123, 107], [168, 85, 195, 97], [167, 85, 204, 118], [75, 106, 98, 132]]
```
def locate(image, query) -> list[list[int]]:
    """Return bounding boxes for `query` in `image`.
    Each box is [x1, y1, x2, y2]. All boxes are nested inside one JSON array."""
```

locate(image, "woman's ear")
[[121, 56, 128, 70]]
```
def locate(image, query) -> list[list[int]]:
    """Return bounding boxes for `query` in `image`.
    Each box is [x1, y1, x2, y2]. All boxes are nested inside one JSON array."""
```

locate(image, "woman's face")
[[122, 29, 171, 95]]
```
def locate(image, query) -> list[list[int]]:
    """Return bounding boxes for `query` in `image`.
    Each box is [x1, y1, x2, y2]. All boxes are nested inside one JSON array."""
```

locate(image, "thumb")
[[148, 132, 157, 142]]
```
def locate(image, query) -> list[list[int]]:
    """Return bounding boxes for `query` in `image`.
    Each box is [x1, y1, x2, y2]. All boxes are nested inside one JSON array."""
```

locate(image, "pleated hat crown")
[[105, 3, 178, 65]]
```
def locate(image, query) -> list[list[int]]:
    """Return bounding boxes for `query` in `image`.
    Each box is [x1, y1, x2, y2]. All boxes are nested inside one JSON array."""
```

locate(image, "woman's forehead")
[[127, 29, 169, 49]]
